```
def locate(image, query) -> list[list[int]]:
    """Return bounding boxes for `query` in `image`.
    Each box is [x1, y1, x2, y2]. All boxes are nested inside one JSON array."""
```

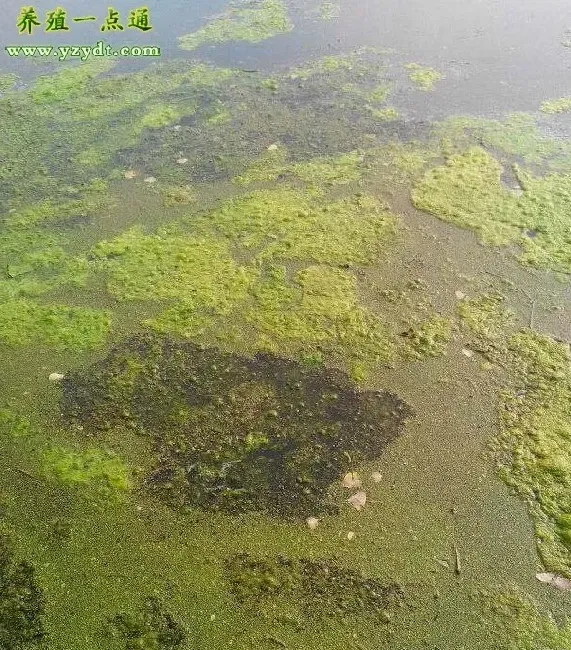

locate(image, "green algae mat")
[[2, 2, 571, 648]]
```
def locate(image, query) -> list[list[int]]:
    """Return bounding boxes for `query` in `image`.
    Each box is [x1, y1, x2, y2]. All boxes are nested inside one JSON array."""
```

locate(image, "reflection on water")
[[1, 0, 571, 648]]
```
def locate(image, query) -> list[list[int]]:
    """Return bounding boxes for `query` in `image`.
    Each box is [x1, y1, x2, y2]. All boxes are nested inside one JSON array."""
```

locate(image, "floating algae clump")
[[481, 588, 571, 650], [496, 331, 571, 576], [540, 97, 571, 114], [225, 553, 403, 620], [0, 535, 45, 650], [437, 113, 571, 168], [109, 597, 186, 650], [31, 59, 116, 105], [405, 63, 443, 90], [248, 264, 394, 370], [0, 300, 110, 349], [43, 447, 132, 497], [61, 334, 409, 517], [319, 0, 340, 20], [400, 316, 452, 359], [93, 227, 254, 305], [412, 147, 571, 273], [369, 106, 399, 121], [0, 408, 31, 438], [234, 149, 367, 186], [178, 0, 293, 50], [457, 294, 513, 340], [194, 188, 395, 265]]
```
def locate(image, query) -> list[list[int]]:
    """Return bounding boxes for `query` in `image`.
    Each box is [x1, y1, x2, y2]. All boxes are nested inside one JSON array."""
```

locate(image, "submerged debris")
[[62, 334, 410, 517], [224, 553, 403, 620], [0, 536, 45, 650], [108, 597, 186, 650]]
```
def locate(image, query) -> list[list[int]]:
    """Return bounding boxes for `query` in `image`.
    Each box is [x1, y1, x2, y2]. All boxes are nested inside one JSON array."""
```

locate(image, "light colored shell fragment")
[[342, 472, 362, 489], [536, 572, 571, 590], [306, 516, 320, 530], [48, 372, 65, 382], [347, 491, 367, 511]]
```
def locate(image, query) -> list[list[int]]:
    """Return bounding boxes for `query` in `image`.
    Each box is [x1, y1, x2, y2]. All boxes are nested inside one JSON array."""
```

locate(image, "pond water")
[[1, 1, 571, 649]]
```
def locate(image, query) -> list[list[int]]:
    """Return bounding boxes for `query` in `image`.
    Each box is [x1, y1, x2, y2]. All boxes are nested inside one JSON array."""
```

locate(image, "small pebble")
[[124, 170, 137, 179], [347, 531, 355, 540], [370, 471, 382, 483], [455, 290, 466, 300], [267, 143, 279, 151], [176, 157, 188, 164], [144, 176, 157, 183], [461, 348, 474, 358], [48, 373, 65, 382]]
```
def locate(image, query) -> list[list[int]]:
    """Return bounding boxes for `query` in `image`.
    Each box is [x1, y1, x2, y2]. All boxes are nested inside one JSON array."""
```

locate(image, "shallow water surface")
[[1, 1, 571, 649]]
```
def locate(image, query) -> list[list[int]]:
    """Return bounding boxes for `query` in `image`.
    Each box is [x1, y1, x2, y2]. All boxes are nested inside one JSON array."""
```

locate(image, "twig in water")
[[11, 467, 45, 484], [453, 542, 461, 575], [529, 299, 536, 330]]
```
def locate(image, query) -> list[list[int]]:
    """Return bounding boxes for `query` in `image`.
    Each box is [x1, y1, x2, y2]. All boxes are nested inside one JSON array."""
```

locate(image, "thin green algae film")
[[1, 7, 571, 649]]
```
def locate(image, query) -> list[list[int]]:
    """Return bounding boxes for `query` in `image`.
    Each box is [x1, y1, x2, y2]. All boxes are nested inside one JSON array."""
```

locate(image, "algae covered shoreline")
[[1, 1, 571, 647]]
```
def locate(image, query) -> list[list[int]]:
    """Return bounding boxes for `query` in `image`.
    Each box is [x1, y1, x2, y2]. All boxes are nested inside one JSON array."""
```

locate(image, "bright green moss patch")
[[43, 447, 132, 496], [540, 97, 571, 114], [0, 300, 110, 349], [457, 294, 513, 340], [108, 597, 186, 650], [225, 553, 404, 620], [0, 536, 45, 650], [62, 334, 409, 517], [412, 147, 571, 272], [400, 316, 452, 359], [197, 188, 395, 265], [248, 265, 394, 371], [178, 0, 293, 50], [93, 227, 254, 310], [405, 63, 443, 90], [496, 331, 571, 575]]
